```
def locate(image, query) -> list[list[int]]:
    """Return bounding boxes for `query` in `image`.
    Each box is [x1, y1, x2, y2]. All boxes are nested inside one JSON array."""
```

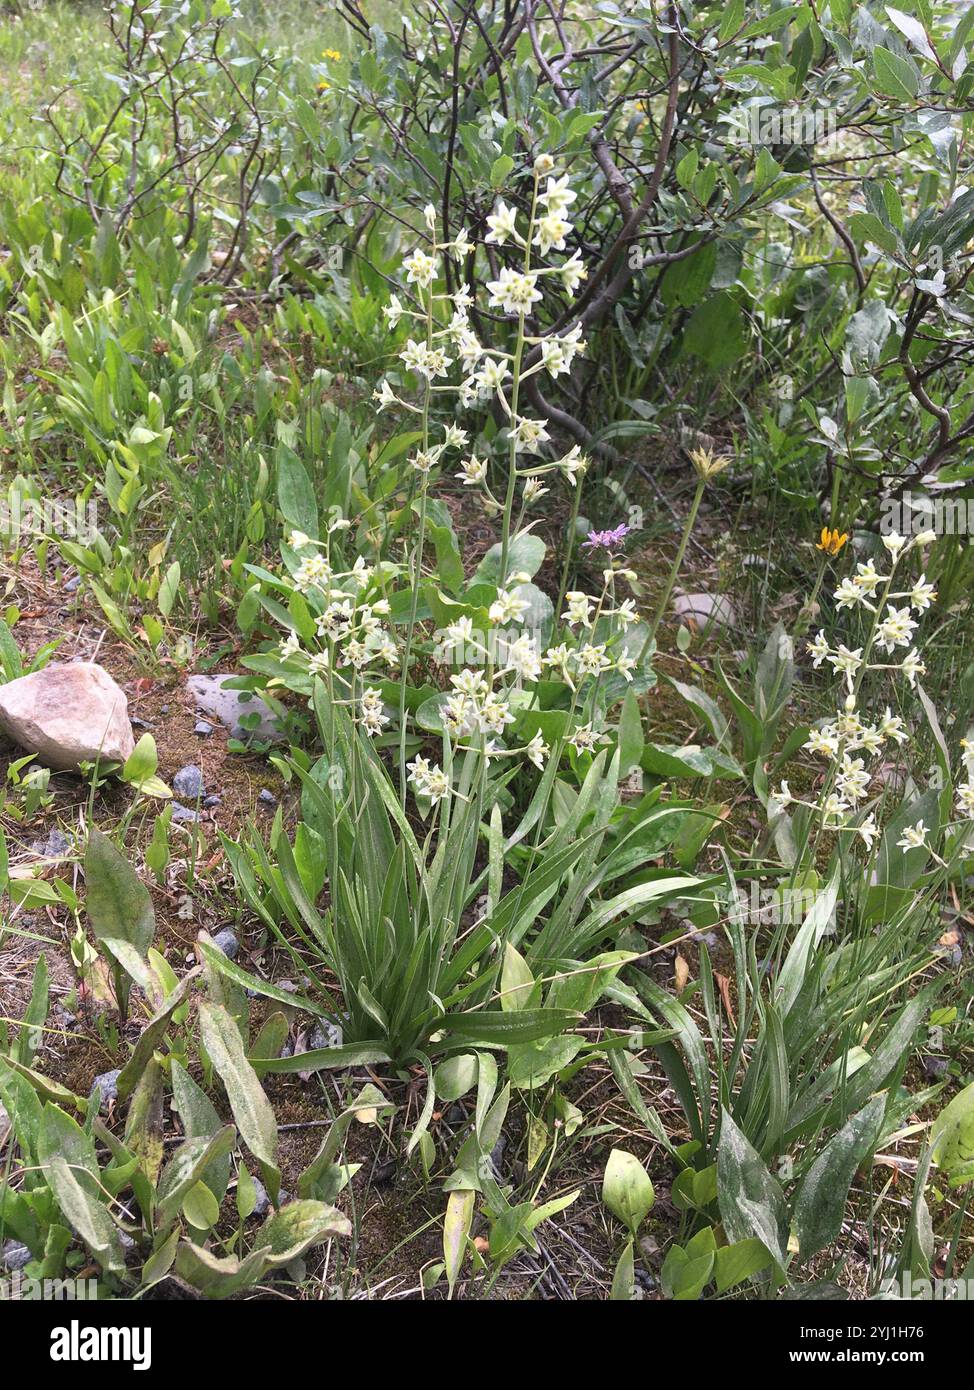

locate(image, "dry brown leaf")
[[715, 972, 736, 1029]]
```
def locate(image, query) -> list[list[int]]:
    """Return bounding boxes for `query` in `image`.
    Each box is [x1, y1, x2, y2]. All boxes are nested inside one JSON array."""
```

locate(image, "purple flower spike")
[[582, 523, 631, 552]]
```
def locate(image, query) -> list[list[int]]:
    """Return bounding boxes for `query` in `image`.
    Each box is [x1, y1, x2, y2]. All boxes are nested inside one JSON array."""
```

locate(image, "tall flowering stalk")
[[637, 444, 730, 665], [770, 528, 973, 866], [258, 156, 653, 827], [361, 159, 638, 802]]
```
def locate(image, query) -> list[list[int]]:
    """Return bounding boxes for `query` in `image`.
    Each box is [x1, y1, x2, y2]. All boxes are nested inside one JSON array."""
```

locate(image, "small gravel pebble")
[[91, 1069, 121, 1109], [173, 765, 205, 800], [212, 928, 239, 960], [30, 828, 71, 858], [194, 720, 214, 736], [257, 788, 277, 808], [171, 803, 200, 823], [1, 1242, 32, 1272], [309, 1021, 343, 1051]]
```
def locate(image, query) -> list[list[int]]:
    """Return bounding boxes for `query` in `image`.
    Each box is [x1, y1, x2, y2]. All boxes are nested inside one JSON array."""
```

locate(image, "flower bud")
[[689, 445, 731, 482]]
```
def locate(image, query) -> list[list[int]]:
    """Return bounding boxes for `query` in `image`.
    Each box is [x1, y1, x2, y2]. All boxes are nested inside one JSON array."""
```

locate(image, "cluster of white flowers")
[[890, 739, 974, 860], [372, 156, 592, 500], [770, 528, 951, 852], [406, 755, 450, 803], [273, 158, 643, 807], [366, 158, 628, 804], [278, 531, 400, 694], [956, 740, 974, 822], [359, 686, 390, 738], [808, 530, 936, 695], [439, 571, 637, 687], [433, 557, 639, 784]]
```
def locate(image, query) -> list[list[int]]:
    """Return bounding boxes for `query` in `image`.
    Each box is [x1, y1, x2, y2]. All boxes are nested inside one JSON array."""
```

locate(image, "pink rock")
[[0, 662, 135, 771]]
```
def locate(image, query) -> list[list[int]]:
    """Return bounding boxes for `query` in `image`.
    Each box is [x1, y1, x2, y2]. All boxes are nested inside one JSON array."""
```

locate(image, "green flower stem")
[[398, 277, 435, 804], [555, 475, 584, 619], [498, 170, 541, 583], [637, 476, 706, 668], [794, 555, 828, 642]]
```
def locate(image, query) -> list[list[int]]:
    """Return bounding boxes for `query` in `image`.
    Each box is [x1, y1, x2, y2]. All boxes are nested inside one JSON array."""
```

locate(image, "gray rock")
[[672, 592, 737, 632], [212, 928, 239, 960], [690, 928, 719, 949], [173, 764, 204, 800], [186, 673, 281, 742], [0, 662, 135, 771], [203, 793, 221, 808], [194, 720, 214, 737], [92, 1069, 121, 1109], [171, 803, 200, 823], [921, 1054, 948, 1081], [257, 788, 277, 809], [29, 828, 72, 858], [250, 1177, 269, 1218], [64, 575, 82, 593], [1, 1241, 31, 1272]]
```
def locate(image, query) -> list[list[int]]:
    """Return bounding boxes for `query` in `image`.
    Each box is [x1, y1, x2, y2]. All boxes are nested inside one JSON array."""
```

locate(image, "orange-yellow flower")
[[816, 526, 848, 556]]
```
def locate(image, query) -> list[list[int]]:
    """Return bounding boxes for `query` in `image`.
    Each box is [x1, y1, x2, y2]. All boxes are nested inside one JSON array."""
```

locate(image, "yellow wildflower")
[[816, 526, 849, 557]]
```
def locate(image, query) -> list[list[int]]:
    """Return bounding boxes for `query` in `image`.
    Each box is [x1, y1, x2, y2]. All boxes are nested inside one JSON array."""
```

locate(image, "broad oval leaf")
[[85, 829, 155, 957], [602, 1148, 655, 1236]]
